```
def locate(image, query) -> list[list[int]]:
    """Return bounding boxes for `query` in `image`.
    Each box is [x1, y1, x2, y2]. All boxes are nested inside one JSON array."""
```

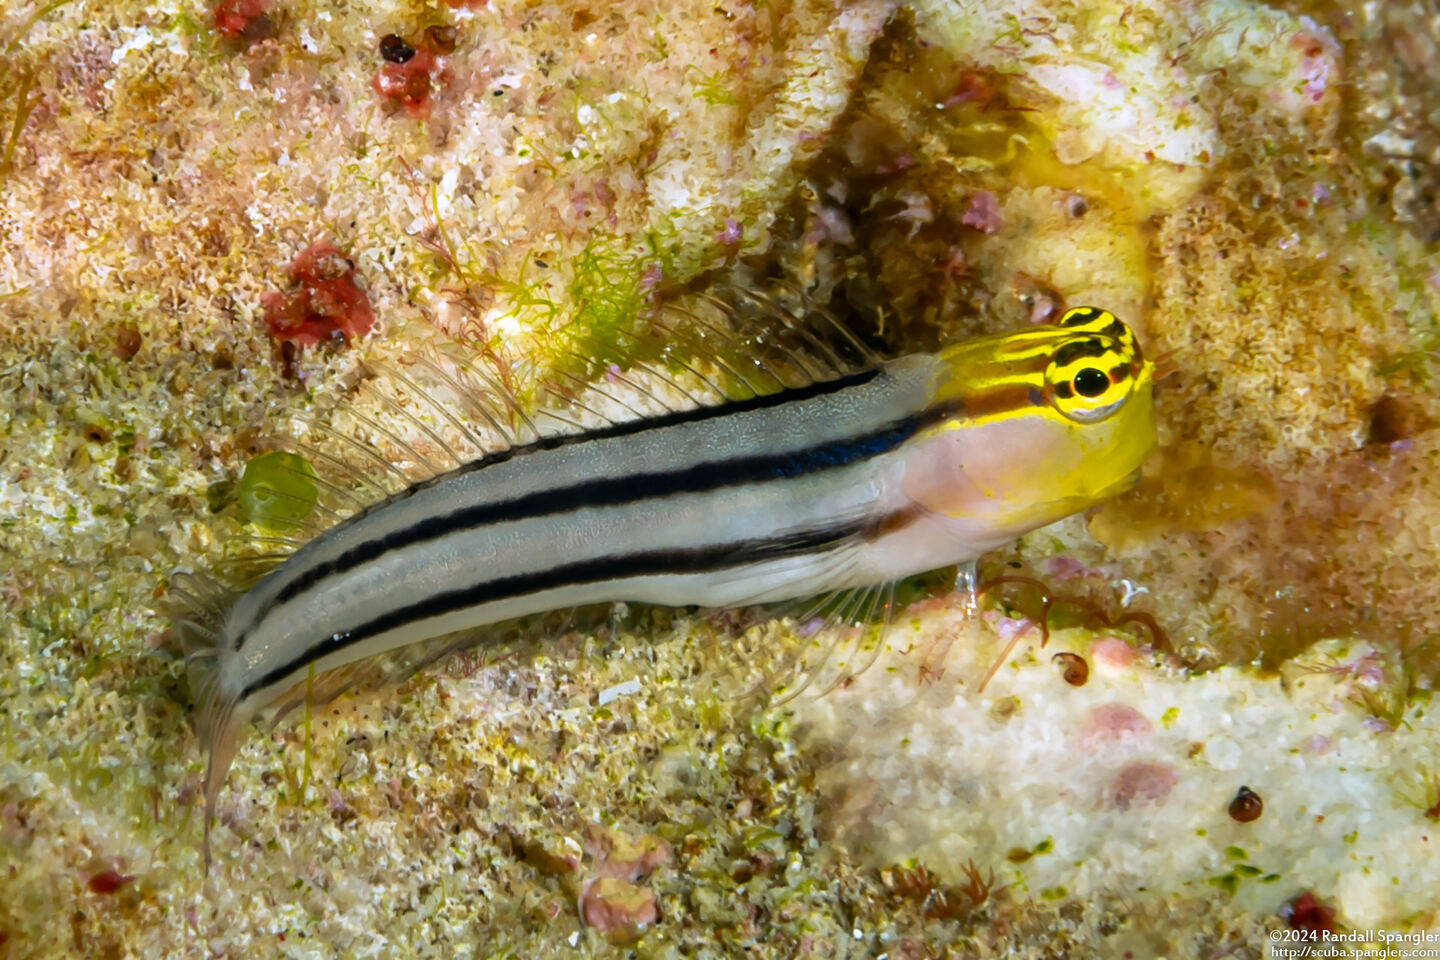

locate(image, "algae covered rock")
[[2, 0, 1440, 955]]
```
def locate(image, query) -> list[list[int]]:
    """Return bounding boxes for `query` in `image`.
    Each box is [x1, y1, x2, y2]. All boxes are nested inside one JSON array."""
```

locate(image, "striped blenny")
[[174, 298, 1156, 859]]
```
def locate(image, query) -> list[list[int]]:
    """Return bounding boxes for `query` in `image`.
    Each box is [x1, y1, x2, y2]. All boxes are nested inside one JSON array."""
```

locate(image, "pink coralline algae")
[[1109, 762, 1178, 810], [576, 825, 670, 943], [1079, 703, 1153, 749], [718, 218, 743, 247], [1294, 29, 1339, 104], [1090, 636, 1139, 669], [584, 823, 672, 881], [961, 190, 1003, 234]]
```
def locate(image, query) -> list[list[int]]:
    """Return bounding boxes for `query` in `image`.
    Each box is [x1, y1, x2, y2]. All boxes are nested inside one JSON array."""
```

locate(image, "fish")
[[171, 289, 1157, 864]]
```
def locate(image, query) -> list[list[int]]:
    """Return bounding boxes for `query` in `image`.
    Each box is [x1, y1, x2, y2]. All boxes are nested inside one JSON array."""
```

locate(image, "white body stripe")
[[223, 355, 945, 711]]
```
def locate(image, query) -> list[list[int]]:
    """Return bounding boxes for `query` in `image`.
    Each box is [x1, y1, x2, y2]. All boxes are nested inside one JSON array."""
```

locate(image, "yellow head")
[[901, 306, 1157, 547]]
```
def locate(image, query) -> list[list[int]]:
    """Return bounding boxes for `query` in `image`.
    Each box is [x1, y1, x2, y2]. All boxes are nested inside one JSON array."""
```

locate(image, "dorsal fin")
[[187, 280, 883, 589], [536, 281, 881, 421], [207, 281, 882, 569]]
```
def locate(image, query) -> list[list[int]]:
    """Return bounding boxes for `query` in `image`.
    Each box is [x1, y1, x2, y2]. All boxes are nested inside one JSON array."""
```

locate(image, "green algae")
[[237, 451, 319, 533]]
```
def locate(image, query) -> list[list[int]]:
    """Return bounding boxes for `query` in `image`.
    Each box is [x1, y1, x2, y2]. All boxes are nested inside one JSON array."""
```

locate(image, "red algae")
[[212, 0, 272, 43], [261, 242, 376, 347], [942, 71, 998, 110], [1279, 891, 1337, 934], [86, 870, 135, 895], [880, 860, 1004, 921], [978, 574, 1172, 662], [373, 50, 438, 117], [370, 23, 458, 118]]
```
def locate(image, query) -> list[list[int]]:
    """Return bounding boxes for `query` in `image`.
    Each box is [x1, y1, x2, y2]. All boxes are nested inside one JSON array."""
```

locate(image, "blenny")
[[173, 291, 1156, 863]]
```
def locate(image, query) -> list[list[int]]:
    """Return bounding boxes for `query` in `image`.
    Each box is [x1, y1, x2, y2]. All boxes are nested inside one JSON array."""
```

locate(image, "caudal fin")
[[168, 571, 248, 872]]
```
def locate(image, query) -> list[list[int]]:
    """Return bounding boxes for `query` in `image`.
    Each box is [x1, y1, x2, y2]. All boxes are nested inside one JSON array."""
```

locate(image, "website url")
[[1271, 948, 1440, 959]]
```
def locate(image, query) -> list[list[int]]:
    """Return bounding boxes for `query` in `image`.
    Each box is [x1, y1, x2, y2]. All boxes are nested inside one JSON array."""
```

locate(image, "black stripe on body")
[[257, 369, 922, 618], [244, 513, 883, 698], [406, 370, 879, 493]]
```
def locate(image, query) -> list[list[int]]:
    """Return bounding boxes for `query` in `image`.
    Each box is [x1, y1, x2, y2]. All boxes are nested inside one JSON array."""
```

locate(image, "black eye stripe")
[[1061, 307, 1102, 327], [1054, 381, 1074, 400], [1110, 363, 1130, 381], [1054, 338, 1110, 365]]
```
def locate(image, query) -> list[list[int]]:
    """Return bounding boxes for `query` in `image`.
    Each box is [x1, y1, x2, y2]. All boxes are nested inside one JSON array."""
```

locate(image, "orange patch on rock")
[[579, 878, 658, 943], [583, 823, 672, 881]]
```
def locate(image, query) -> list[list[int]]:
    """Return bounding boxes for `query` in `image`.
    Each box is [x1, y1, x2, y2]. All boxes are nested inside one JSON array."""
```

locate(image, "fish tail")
[[169, 572, 249, 871]]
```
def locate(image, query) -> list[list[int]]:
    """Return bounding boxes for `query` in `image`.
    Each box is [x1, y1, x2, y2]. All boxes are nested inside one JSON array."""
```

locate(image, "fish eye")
[[1044, 334, 1138, 423], [1072, 367, 1110, 398]]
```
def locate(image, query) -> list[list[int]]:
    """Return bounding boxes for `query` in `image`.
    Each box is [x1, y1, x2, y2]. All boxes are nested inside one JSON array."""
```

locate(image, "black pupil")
[[1073, 368, 1110, 398]]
